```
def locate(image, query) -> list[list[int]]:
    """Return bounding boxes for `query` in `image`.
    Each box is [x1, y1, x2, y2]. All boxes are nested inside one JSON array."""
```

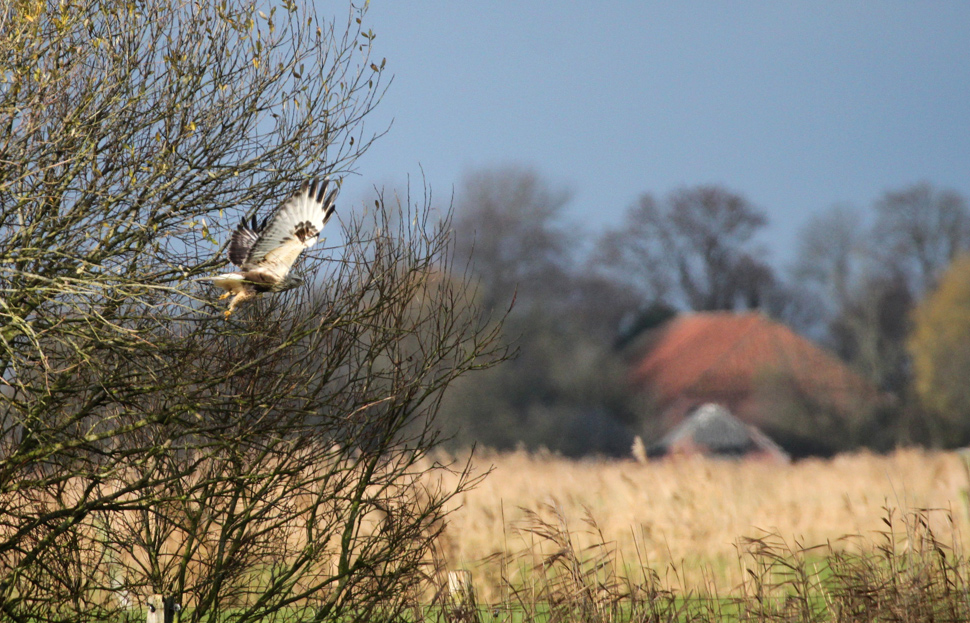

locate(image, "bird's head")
[[274, 274, 305, 292]]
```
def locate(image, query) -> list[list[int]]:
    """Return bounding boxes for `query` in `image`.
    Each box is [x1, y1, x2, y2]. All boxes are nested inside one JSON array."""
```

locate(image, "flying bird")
[[205, 178, 337, 317]]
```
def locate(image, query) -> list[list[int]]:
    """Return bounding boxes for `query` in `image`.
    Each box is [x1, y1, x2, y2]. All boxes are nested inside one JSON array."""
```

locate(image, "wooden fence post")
[[447, 570, 475, 607], [146, 594, 177, 623]]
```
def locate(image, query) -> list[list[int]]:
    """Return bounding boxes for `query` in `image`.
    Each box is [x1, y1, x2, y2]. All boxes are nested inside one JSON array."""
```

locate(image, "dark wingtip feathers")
[[303, 178, 327, 203], [304, 177, 336, 214], [237, 214, 263, 234], [324, 187, 337, 222]]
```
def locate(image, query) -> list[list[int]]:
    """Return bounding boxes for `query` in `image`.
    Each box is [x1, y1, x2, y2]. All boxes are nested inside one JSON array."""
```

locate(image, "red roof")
[[629, 312, 875, 424]]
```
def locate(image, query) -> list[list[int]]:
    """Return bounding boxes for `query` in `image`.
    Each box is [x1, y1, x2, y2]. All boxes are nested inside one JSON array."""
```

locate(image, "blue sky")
[[340, 2, 970, 266]]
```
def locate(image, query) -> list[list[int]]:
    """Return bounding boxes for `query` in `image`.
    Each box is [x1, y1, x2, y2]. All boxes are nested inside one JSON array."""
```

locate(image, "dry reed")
[[429, 448, 970, 598]]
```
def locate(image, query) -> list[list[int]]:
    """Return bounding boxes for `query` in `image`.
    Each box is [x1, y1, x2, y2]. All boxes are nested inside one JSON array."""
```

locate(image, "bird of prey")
[[205, 178, 337, 317]]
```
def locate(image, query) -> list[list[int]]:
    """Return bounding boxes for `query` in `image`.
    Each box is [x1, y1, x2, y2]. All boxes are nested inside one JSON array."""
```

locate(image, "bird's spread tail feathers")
[[197, 273, 248, 293]]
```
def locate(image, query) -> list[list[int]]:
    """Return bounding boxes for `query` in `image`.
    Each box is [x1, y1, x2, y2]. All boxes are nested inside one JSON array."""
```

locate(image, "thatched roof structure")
[[648, 403, 790, 462]]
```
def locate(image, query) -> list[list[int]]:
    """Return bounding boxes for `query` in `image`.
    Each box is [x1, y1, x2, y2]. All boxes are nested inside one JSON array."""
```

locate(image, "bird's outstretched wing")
[[228, 215, 265, 267], [241, 179, 337, 281]]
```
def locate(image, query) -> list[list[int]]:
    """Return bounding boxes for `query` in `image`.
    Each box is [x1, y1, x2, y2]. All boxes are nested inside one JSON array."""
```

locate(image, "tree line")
[[440, 166, 970, 455]]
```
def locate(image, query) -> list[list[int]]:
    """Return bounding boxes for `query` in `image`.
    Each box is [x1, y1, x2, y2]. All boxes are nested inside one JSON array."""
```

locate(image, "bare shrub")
[[0, 1, 507, 620]]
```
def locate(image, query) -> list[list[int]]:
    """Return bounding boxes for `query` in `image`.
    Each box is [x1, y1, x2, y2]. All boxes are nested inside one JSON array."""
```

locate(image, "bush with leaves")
[[909, 254, 970, 446]]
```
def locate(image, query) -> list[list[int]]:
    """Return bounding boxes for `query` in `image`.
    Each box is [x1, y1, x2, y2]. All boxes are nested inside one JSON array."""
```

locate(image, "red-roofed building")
[[629, 312, 879, 456]]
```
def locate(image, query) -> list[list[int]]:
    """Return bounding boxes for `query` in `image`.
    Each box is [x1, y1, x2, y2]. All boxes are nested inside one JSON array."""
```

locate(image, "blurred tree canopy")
[[873, 183, 970, 297], [599, 185, 777, 313], [440, 166, 646, 456], [910, 254, 970, 445], [452, 166, 574, 315], [789, 182, 970, 447], [442, 169, 970, 455]]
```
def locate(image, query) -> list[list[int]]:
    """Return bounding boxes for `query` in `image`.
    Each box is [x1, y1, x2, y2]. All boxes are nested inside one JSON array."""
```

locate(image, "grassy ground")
[[415, 497, 970, 622], [429, 448, 970, 600]]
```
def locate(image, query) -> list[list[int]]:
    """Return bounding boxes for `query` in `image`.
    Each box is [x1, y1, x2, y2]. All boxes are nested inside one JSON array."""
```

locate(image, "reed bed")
[[418, 502, 970, 623], [429, 448, 970, 599]]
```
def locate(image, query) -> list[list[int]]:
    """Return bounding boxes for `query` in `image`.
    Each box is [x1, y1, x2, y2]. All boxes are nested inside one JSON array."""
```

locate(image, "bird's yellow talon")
[[217, 292, 232, 300], [223, 310, 233, 319]]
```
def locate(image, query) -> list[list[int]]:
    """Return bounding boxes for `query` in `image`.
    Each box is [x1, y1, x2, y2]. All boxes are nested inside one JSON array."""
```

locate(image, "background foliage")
[[433, 165, 970, 455]]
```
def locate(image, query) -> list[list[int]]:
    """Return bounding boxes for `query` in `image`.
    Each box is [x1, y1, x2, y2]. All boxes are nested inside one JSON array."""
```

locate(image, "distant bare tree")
[[872, 182, 970, 296], [453, 166, 574, 313], [844, 182, 970, 399], [785, 204, 871, 341], [830, 272, 913, 393], [666, 186, 773, 311], [601, 185, 773, 312], [595, 193, 673, 306], [792, 205, 867, 313], [792, 185, 970, 406], [791, 204, 916, 400]]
